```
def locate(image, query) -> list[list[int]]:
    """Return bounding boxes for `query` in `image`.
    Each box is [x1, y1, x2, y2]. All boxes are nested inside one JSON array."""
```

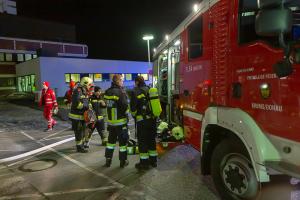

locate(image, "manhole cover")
[[19, 159, 57, 172]]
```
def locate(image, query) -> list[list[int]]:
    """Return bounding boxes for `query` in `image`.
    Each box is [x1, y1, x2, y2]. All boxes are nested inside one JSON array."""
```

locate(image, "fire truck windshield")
[[239, 1, 300, 45], [291, 7, 300, 41], [293, 25, 300, 41], [239, 0, 279, 47]]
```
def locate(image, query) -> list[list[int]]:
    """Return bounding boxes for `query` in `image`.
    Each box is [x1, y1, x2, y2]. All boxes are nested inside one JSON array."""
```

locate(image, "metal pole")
[[147, 40, 151, 64], [147, 40, 154, 87]]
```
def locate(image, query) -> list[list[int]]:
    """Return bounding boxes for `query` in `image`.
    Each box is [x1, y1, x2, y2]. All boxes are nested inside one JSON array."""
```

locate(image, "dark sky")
[[16, 0, 196, 61]]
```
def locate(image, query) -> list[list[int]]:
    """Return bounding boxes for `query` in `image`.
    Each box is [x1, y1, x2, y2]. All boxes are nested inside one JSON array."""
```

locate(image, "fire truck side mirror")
[[273, 58, 293, 78], [255, 8, 293, 37]]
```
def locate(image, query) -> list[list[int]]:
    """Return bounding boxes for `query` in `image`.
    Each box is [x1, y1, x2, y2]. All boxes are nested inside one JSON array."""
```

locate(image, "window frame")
[[188, 15, 203, 60]]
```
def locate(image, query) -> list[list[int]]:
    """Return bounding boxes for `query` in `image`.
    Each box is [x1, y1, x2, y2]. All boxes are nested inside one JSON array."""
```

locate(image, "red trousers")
[[43, 106, 56, 129]]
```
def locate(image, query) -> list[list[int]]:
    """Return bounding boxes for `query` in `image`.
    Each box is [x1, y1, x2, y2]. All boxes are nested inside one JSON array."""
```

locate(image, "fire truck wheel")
[[211, 139, 259, 200]]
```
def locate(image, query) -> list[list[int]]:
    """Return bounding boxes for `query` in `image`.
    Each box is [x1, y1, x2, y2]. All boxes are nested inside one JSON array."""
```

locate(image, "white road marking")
[[7, 150, 49, 167], [20, 131, 35, 141], [41, 134, 74, 141], [0, 185, 120, 200], [0, 150, 25, 152], [40, 127, 71, 141], [51, 148, 124, 188], [0, 137, 74, 163], [19, 130, 124, 188]]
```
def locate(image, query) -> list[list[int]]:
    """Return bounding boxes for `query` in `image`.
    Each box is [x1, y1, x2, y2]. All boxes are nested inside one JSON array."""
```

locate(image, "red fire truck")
[[153, 0, 300, 199]]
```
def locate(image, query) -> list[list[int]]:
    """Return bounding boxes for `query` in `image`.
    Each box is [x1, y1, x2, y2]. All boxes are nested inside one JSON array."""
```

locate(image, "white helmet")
[[80, 77, 93, 88]]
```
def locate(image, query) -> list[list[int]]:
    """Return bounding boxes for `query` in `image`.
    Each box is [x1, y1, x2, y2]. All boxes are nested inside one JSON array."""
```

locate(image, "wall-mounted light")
[[193, 4, 199, 12], [174, 40, 180, 46], [165, 35, 169, 41]]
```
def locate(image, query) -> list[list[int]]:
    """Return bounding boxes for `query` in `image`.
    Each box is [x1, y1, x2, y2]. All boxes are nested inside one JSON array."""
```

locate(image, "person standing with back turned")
[[104, 74, 129, 168], [130, 76, 158, 170]]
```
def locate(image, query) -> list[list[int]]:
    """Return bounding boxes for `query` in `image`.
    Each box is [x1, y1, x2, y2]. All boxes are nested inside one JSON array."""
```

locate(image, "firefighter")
[[130, 76, 158, 170], [39, 81, 58, 132], [84, 86, 108, 148], [104, 74, 129, 168], [64, 80, 75, 107], [69, 77, 93, 153]]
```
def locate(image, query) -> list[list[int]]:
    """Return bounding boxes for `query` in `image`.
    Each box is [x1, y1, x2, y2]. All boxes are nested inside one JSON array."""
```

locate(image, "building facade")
[[16, 57, 152, 97]]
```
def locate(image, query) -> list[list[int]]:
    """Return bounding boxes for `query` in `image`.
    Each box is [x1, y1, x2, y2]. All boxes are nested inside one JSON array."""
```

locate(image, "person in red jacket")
[[39, 81, 58, 132], [64, 80, 75, 107]]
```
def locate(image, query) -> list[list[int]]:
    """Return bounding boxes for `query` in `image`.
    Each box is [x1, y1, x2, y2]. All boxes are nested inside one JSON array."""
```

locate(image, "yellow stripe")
[[77, 102, 83, 109], [92, 100, 103, 103], [97, 116, 104, 120], [104, 95, 119, 100], [137, 94, 146, 99], [68, 113, 84, 120], [107, 118, 127, 126]]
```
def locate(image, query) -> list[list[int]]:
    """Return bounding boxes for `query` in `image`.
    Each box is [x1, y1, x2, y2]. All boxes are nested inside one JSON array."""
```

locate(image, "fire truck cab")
[[153, 0, 300, 199]]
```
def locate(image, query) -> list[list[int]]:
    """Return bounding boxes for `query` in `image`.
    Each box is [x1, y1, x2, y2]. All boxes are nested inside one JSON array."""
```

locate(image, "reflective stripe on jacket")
[[39, 88, 58, 108], [104, 83, 128, 126]]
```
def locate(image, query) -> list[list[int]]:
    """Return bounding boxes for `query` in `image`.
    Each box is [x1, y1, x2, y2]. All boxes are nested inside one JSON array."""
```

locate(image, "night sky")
[[16, 0, 196, 61]]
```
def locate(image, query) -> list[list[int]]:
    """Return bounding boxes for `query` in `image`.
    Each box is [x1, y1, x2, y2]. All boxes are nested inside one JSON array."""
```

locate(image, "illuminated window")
[[94, 73, 102, 82], [5, 53, 12, 61], [89, 74, 94, 81], [125, 74, 132, 81], [0, 53, 4, 62], [71, 74, 80, 82], [65, 74, 70, 83], [17, 54, 24, 62], [31, 75, 36, 92], [110, 74, 115, 81], [140, 74, 149, 81], [25, 54, 32, 61]]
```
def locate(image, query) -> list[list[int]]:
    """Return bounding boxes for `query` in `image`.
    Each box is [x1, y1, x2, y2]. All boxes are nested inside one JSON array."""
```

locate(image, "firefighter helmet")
[[171, 126, 184, 141], [80, 77, 93, 88], [157, 121, 168, 134]]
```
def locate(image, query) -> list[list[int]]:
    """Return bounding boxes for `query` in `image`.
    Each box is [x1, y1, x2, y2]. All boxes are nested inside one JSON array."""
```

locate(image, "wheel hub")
[[223, 162, 248, 195]]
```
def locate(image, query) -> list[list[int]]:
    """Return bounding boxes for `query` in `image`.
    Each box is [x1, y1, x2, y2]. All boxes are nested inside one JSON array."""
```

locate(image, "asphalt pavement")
[[1, 101, 300, 200]]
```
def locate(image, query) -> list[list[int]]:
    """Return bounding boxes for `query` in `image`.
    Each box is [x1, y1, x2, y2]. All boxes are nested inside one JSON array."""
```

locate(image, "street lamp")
[[143, 34, 154, 85], [142, 34, 154, 64]]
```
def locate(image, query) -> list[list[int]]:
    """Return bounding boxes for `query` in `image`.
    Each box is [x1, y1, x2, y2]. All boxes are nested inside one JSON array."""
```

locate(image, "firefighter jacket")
[[64, 89, 73, 104], [39, 88, 58, 108], [90, 94, 106, 120], [104, 83, 128, 126], [69, 85, 90, 121], [130, 84, 152, 122]]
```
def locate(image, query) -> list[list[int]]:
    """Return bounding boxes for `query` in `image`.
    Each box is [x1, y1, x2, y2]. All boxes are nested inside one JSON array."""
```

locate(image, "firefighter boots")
[[135, 162, 149, 170], [120, 160, 129, 168], [105, 158, 112, 167], [77, 145, 88, 153]]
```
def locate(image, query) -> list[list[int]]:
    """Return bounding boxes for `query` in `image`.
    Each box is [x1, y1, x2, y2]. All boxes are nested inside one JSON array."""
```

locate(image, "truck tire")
[[211, 139, 259, 200]]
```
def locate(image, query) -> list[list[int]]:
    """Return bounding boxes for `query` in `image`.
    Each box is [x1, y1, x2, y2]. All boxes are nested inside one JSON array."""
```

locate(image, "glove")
[[53, 107, 59, 115]]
